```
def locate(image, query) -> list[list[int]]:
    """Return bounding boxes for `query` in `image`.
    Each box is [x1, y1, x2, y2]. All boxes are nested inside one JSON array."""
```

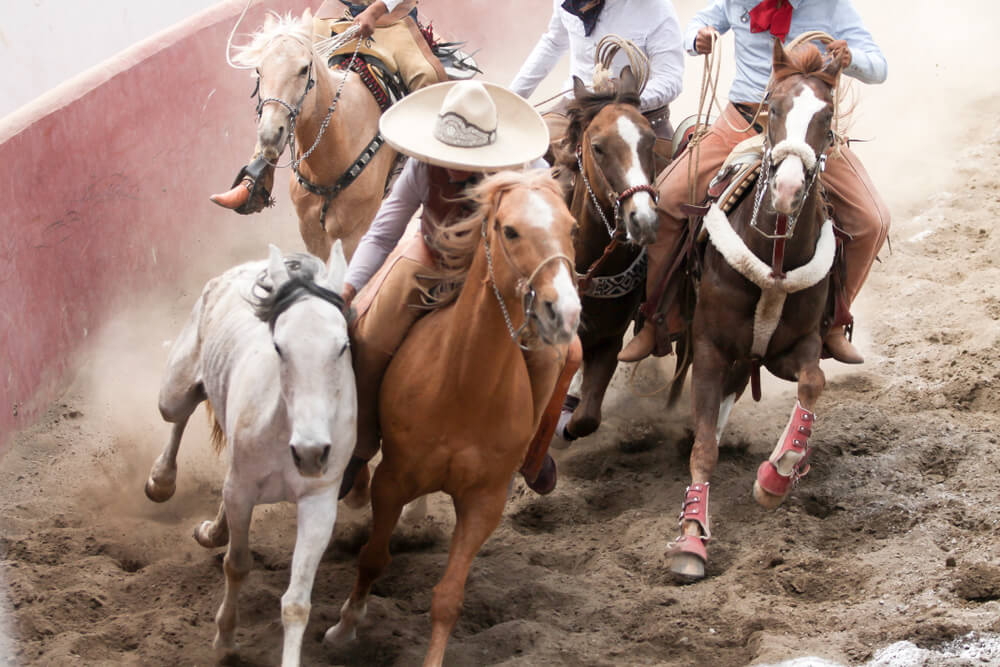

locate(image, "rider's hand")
[[827, 40, 852, 68], [342, 283, 357, 308], [353, 1, 387, 39], [694, 27, 719, 55]]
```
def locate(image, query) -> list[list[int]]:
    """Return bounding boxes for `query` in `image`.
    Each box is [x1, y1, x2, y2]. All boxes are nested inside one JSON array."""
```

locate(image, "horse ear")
[[267, 244, 290, 288], [325, 240, 348, 292], [772, 37, 787, 67], [301, 7, 313, 24], [618, 65, 638, 97], [572, 75, 589, 100]]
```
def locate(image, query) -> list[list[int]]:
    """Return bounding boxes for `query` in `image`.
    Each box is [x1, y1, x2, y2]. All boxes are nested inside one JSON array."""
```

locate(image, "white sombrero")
[[379, 80, 549, 171]]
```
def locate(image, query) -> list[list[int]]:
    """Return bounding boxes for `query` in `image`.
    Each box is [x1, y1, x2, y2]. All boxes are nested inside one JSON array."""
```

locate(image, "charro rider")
[[210, 0, 447, 211], [336, 79, 573, 497], [618, 0, 890, 364], [510, 0, 684, 153]]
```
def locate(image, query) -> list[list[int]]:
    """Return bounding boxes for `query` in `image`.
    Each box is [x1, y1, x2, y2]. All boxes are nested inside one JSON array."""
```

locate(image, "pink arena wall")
[[0, 0, 313, 457], [0, 0, 549, 459]]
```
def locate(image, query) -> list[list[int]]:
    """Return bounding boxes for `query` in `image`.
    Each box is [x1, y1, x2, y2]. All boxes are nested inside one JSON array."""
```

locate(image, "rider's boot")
[[618, 226, 680, 362], [823, 326, 863, 364], [209, 156, 275, 214], [338, 345, 392, 503]]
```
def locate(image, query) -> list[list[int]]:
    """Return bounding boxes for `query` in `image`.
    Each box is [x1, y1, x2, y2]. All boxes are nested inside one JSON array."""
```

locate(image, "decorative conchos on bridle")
[[480, 193, 574, 350]]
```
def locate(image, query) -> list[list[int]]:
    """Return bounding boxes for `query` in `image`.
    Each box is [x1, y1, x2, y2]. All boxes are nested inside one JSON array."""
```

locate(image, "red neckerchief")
[[749, 0, 794, 42]]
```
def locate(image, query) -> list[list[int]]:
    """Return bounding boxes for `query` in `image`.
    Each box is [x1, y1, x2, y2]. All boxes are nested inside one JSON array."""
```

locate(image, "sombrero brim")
[[379, 81, 549, 171]]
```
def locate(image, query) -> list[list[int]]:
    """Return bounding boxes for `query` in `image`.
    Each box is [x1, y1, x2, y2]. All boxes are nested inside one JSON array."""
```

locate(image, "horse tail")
[[667, 332, 694, 408], [204, 403, 226, 455]]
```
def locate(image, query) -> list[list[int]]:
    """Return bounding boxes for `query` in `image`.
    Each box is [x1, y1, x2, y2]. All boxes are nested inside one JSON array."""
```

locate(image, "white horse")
[[145, 242, 357, 667]]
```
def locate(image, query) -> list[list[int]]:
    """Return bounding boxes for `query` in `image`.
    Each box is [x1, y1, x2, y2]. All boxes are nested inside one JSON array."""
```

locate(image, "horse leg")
[[324, 463, 409, 645], [193, 500, 229, 549], [423, 483, 508, 667], [213, 481, 255, 656], [669, 341, 727, 581], [146, 321, 205, 502], [280, 489, 338, 667], [754, 355, 826, 509], [562, 339, 619, 443]]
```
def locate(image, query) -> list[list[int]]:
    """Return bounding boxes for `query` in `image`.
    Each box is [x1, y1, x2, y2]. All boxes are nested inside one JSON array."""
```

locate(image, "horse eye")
[[298, 65, 308, 77], [591, 142, 604, 156], [502, 225, 519, 240]]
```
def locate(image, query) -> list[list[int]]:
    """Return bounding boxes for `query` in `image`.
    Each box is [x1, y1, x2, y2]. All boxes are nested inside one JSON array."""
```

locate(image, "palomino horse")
[[553, 69, 659, 445], [324, 171, 580, 666], [233, 11, 398, 261], [667, 40, 843, 580], [145, 243, 356, 666]]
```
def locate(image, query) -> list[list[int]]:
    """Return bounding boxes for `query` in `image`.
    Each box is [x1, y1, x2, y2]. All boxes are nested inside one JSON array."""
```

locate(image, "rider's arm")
[[510, 0, 570, 100], [832, 3, 887, 85], [639, 6, 685, 110], [344, 159, 429, 294], [684, 0, 731, 56]]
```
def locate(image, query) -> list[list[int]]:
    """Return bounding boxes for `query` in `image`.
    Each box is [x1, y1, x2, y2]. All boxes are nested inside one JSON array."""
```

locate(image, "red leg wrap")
[[667, 483, 711, 562], [755, 402, 815, 498]]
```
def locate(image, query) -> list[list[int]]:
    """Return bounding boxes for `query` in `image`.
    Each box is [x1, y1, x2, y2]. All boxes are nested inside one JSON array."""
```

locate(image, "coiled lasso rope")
[[592, 34, 650, 95]]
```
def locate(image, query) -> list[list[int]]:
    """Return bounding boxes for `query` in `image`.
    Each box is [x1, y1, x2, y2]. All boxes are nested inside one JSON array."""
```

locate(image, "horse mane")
[[421, 169, 565, 309], [560, 82, 641, 169], [250, 253, 347, 328], [771, 42, 856, 138], [772, 43, 838, 89], [231, 11, 315, 69]]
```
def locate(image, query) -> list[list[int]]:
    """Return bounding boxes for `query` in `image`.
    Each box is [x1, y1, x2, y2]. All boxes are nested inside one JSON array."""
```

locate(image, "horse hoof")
[[670, 552, 706, 582], [193, 521, 227, 549], [144, 477, 175, 503], [323, 622, 356, 645], [525, 455, 557, 495], [752, 480, 786, 510]]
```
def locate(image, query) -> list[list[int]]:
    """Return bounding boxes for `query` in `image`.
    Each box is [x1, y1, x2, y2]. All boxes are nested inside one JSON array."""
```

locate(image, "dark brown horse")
[[551, 68, 660, 446], [668, 40, 843, 580]]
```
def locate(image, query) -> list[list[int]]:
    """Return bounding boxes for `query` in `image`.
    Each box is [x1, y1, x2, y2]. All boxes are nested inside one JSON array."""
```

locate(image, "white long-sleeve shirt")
[[686, 0, 887, 104], [510, 0, 685, 112]]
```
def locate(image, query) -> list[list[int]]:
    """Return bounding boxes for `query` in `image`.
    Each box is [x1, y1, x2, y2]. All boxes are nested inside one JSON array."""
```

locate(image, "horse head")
[[254, 241, 354, 478], [235, 11, 319, 162], [765, 39, 841, 216], [479, 171, 581, 346], [568, 67, 659, 245]]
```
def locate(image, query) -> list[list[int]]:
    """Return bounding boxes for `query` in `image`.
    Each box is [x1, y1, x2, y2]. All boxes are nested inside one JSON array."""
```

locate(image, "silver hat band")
[[433, 111, 497, 148]]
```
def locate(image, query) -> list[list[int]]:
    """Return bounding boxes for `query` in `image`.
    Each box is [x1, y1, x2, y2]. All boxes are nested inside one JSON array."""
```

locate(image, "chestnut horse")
[[233, 10, 398, 261], [323, 171, 581, 666], [667, 40, 843, 580], [552, 69, 659, 446]]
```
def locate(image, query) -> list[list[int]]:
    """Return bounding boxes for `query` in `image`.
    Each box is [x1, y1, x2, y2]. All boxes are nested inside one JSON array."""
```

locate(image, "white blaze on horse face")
[[614, 116, 657, 241], [523, 191, 581, 336], [772, 86, 826, 213]]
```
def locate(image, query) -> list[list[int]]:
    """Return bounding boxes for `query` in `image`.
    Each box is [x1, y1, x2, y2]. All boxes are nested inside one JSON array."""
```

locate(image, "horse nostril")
[[545, 301, 558, 322], [290, 445, 301, 466], [320, 445, 331, 465]]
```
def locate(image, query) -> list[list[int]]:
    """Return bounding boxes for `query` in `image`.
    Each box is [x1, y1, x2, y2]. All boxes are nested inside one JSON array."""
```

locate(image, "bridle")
[[480, 193, 575, 350], [573, 123, 657, 293], [253, 36, 362, 172], [747, 87, 834, 278], [575, 136, 658, 240]]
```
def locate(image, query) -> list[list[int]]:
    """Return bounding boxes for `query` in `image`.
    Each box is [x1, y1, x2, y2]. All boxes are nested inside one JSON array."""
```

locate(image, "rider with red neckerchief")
[[618, 0, 890, 365]]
